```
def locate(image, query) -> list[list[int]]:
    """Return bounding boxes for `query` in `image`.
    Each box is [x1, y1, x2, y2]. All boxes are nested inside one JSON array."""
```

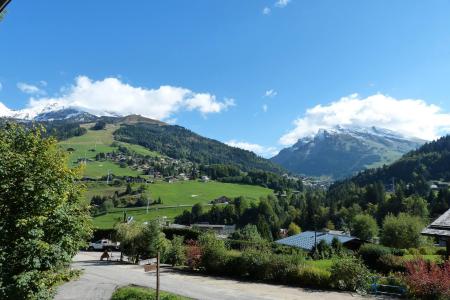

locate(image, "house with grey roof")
[[275, 231, 363, 252], [422, 208, 450, 258]]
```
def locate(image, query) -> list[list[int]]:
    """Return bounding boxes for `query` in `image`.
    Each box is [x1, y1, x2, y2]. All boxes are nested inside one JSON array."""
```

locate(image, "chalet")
[[276, 231, 363, 252], [422, 208, 450, 258]]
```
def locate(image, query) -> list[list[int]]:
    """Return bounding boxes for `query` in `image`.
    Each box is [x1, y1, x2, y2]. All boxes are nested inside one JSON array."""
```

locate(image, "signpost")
[[156, 251, 160, 300]]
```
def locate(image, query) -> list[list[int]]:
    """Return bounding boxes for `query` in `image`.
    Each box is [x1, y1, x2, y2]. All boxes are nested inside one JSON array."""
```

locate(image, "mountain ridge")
[[271, 125, 425, 179]]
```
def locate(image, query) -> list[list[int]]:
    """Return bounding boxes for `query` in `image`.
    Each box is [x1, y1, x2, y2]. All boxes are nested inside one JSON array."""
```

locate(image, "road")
[[55, 251, 381, 300]]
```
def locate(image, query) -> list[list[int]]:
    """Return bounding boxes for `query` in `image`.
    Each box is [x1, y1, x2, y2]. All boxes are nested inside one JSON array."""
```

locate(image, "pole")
[[156, 251, 160, 300]]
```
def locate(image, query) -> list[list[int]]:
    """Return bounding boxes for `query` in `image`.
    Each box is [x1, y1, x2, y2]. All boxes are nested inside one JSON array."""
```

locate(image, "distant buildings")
[[275, 231, 363, 252]]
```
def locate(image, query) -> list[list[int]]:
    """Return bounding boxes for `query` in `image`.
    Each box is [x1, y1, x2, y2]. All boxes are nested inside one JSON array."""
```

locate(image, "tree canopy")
[[0, 124, 92, 299]]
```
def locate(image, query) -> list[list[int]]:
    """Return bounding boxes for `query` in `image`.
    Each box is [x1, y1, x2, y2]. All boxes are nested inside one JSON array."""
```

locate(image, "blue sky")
[[1, 0, 450, 157]]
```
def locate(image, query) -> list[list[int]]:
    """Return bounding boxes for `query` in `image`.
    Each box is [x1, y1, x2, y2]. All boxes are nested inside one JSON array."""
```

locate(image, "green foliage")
[[114, 123, 284, 174], [230, 224, 263, 243], [330, 255, 371, 293], [166, 235, 186, 266], [91, 120, 107, 130], [198, 232, 229, 274], [111, 285, 191, 300], [116, 221, 169, 264], [359, 244, 393, 269], [380, 213, 425, 249], [0, 124, 92, 300], [295, 266, 331, 289], [351, 214, 379, 241], [287, 222, 301, 236]]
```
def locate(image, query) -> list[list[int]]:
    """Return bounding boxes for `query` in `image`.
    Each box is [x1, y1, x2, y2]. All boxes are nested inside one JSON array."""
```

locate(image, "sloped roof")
[[422, 208, 450, 237], [275, 231, 358, 251]]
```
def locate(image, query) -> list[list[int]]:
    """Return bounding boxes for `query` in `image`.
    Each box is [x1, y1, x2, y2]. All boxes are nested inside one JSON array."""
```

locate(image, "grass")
[[402, 254, 444, 263], [93, 206, 188, 229], [84, 180, 272, 206], [111, 285, 191, 300], [59, 123, 159, 178], [90, 180, 273, 229], [305, 259, 333, 271]]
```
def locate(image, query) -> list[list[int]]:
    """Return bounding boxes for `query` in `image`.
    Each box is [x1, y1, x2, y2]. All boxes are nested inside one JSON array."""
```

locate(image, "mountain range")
[[0, 105, 428, 180], [271, 126, 424, 179]]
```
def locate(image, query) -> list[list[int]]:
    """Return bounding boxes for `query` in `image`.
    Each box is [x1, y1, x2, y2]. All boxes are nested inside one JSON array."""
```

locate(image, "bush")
[[359, 244, 392, 269], [162, 227, 199, 241], [404, 259, 450, 300], [185, 240, 201, 270], [351, 214, 379, 241], [330, 255, 371, 293], [380, 213, 425, 249], [198, 232, 230, 274], [165, 236, 186, 267], [377, 254, 406, 273], [295, 266, 331, 289]]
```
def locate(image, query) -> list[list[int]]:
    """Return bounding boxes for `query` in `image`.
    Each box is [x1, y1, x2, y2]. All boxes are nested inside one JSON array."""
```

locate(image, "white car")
[[87, 239, 120, 251]]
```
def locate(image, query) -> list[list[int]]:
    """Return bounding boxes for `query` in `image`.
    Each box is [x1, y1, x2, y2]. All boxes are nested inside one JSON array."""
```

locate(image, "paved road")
[[55, 252, 381, 300]]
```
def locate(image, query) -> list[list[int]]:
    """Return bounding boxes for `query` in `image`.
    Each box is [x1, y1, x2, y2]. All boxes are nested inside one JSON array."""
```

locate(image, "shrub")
[[198, 232, 230, 274], [377, 254, 406, 273], [380, 213, 425, 249], [162, 227, 199, 241], [330, 255, 371, 293], [359, 244, 392, 269], [351, 214, 379, 241], [166, 236, 186, 267], [404, 259, 450, 300], [185, 240, 201, 270], [295, 266, 331, 289], [239, 249, 272, 280]]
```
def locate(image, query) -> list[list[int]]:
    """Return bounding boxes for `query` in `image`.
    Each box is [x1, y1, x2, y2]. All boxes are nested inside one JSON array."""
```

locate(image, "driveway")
[[55, 251, 382, 300]]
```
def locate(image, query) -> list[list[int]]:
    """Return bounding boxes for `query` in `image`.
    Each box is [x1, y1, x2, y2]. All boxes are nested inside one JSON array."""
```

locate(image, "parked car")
[[87, 239, 120, 251]]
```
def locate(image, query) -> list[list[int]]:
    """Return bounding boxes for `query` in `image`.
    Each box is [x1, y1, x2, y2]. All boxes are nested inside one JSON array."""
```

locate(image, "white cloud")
[[262, 7, 271, 15], [17, 82, 45, 95], [2, 76, 234, 120], [264, 89, 277, 97], [279, 93, 450, 145], [262, 104, 268, 112], [226, 140, 279, 158], [275, 0, 290, 8]]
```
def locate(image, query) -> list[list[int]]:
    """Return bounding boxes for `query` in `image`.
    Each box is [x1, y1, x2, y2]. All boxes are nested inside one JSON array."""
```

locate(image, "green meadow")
[[59, 123, 158, 178], [90, 180, 273, 228]]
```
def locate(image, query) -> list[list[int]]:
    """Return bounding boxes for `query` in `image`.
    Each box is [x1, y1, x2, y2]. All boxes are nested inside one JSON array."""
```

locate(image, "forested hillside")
[[114, 122, 284, 174], [350, 135, 450, 188]]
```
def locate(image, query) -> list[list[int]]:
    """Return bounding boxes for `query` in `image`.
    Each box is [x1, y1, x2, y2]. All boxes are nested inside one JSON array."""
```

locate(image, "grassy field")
[[59, 123, 158, 178], [85, 180, 273, 206], [93, 206, 187, 229], [90, 180, 273, 228]]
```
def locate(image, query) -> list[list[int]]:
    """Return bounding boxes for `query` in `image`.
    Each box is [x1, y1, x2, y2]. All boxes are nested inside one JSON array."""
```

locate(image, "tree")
[[231, 224, 263, 243], [91, 120, 106, 130], [402, 195, 429, 220], [0, 124, 92, 299], [166, 235, 186, 266], [287, 222, 301, 236], [351, 214, 379, 241], [380, 213, 425, 249], [116, 221, 169, 264]]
